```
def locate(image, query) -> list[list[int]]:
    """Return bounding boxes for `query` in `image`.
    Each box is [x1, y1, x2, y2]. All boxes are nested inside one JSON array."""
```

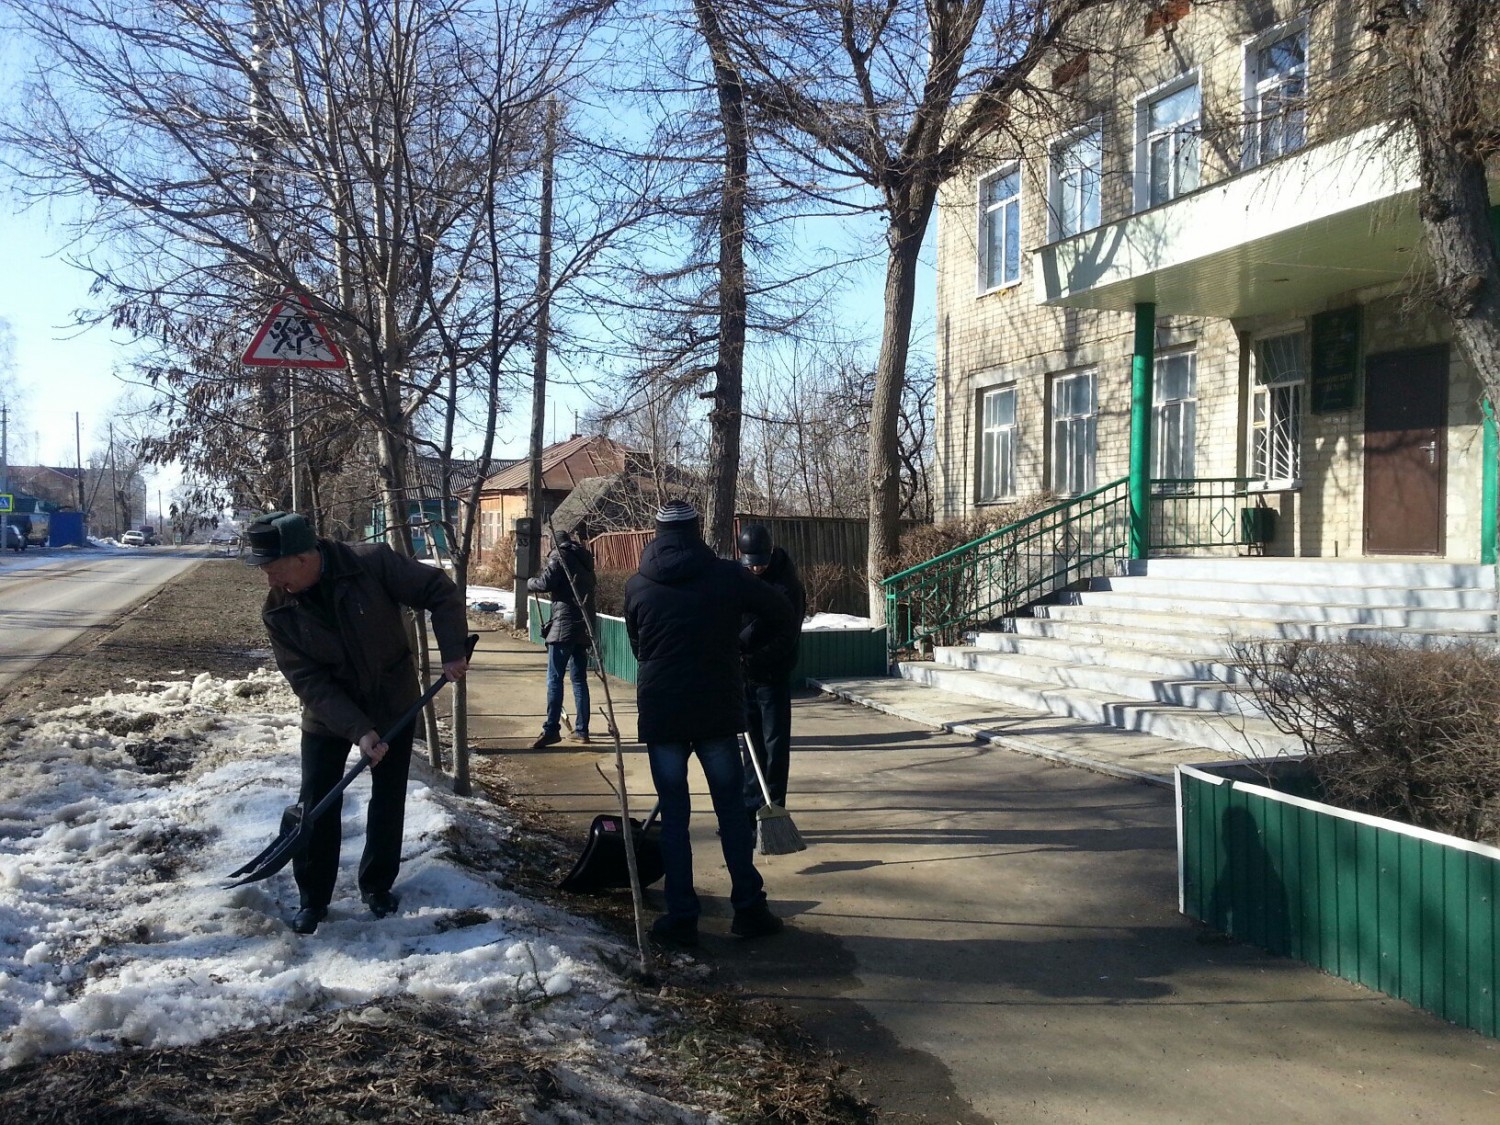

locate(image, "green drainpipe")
[[1129, 302, 1157, 560], [1484, 398, 1498, 566]]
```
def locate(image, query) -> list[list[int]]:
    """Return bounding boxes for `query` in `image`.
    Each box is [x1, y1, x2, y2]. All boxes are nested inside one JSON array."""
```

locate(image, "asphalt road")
[[0, 546, 204, 689]]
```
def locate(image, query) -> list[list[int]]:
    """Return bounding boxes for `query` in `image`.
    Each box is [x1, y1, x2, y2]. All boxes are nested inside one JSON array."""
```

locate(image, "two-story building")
[[935, 0, 1498, 561]]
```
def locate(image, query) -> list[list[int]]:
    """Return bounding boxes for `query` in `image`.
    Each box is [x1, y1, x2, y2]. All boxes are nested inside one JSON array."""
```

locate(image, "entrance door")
[[1364, 346, 1447, 555]]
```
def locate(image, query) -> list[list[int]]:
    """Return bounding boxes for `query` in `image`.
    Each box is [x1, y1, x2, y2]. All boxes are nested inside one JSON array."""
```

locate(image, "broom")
[[741, 731, 806, 855]]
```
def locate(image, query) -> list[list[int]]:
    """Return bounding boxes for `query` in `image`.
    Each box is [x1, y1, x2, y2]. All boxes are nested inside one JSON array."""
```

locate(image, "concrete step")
[[1003, 612, 1499, 653], [1051, 590, 1497, 630], [969, 630, 1252, 684], [896, 660, 1298, 758], [1091, 574, 1498, 610], [932, 645, 1267, 718], [1030, 602, 1498, 638], [1132, 557, 1490, 587]]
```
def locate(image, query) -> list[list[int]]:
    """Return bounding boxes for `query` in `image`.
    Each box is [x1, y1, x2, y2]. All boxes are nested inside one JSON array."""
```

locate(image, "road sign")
[[243, 290, 348, 369], [0, 495, 12, 513]]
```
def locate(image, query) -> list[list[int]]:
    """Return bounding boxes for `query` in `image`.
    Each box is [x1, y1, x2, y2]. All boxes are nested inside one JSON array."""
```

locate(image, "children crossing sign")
[[242, 291, 347, 369]]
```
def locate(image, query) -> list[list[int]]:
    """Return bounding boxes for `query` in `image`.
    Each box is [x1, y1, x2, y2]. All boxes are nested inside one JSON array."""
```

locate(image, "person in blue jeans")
[[624, 500, 796, 947], [527, 531, 596, 748]]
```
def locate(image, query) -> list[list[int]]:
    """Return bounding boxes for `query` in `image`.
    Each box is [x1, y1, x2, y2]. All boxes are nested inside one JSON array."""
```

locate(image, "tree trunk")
[[866, 220, 925, 626], [1403, 0, 1500, 401], [695, 0, 749, 558]]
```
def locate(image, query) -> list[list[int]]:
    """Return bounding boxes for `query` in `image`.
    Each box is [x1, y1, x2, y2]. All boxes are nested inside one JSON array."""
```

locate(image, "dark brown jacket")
[[262, 540, 468, 743]]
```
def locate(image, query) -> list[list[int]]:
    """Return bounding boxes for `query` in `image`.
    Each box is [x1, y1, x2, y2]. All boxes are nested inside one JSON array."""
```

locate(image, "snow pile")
[[803, 613, 872, 631], [0, 670, 683, 1114]]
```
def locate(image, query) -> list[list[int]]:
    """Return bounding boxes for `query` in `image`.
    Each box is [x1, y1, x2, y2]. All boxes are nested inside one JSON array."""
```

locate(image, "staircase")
[[819, 558, 1500, 773]]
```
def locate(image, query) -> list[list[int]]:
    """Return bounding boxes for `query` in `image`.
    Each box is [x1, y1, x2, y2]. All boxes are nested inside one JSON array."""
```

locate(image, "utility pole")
[[1, 404, 9, 551], [108, 422, 120, 536], [517, 96, 557, 636], [75, 412, 85, 514]]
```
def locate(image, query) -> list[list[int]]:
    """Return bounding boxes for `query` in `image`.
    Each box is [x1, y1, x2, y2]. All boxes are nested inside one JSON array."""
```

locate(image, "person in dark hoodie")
[[527, 529, 597, 748], [624, 499, 795, 947], [248, 511, 470, 935], [736, 525, 807, 825]]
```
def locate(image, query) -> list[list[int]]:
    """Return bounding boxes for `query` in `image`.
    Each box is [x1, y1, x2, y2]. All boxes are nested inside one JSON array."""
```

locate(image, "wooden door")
[[1363, 346, 1447, 555]]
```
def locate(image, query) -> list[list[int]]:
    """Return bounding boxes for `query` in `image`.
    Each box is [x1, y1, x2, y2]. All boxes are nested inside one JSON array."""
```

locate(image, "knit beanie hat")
[[655, 499, 699, 532]]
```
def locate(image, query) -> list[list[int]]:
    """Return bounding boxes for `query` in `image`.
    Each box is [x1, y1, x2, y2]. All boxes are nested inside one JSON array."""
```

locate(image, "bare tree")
[[1365, 1, 1500, 403], [678, 0, 1110, 623], [0, 0, 595, 552]]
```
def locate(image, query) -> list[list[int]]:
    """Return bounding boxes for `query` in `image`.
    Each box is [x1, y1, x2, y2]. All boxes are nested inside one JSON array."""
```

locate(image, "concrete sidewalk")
[[462, 624, 1500, 1124]]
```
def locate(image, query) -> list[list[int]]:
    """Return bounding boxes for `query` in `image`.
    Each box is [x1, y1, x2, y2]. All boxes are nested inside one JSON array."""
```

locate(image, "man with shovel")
[[247, 511, 470, 935]]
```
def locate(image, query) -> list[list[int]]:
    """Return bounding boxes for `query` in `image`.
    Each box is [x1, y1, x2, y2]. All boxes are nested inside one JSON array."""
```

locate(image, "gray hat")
[[243, 511, 318, 566], [655, 499, 699, 529]]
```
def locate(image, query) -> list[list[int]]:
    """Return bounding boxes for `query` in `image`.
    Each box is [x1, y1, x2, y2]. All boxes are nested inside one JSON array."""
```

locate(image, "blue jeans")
[[647, 737, 766, 921], [543, 643, 589, 735]]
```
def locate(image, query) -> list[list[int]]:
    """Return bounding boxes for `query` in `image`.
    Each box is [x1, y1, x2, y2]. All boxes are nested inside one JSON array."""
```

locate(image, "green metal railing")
[[882, 475, 1270, 657], [1150, 477, 1261, 550], [882, 477, 1131, 656]]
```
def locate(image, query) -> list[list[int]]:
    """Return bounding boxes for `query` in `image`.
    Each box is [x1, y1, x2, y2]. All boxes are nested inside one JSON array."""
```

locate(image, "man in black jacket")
[[526, 530, 597, 748], [624, 500, 795, 947], [737, 525, 807, 824], [249, 512, 470, 935]]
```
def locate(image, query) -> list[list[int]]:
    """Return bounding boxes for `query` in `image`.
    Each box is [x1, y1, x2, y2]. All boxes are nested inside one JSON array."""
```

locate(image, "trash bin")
[[1240, 505, 1276, 547]]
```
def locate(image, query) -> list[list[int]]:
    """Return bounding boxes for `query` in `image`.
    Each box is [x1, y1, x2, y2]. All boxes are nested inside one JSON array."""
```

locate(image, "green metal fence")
[[1150, 477, 1263, 550], [881, 477, 1131, 656], [1179, 761, 1500, 1040], [529, 596, 883, 686], [880, 476, 1271, 657]]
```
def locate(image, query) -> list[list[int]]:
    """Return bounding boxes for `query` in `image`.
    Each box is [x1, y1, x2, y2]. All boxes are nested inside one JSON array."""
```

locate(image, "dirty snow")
[[0, 669, 717, 1120]]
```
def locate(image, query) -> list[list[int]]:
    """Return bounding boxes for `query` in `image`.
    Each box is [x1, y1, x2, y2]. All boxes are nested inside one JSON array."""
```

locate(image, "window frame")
[[1047, 120, 1103, 240], [1152, 348, 1198, 487], [1251, 328, 1307, 487], [976, 161, 1023, 294], [1050, 369, 1097, 497], [1133, 70, 1201, 211], [977, 384, 1019, 503], [1242, 17, 1309, 169]]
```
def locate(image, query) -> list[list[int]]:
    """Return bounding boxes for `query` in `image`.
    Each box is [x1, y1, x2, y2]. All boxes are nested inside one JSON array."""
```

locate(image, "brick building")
[[934, 0, 1497, 561]]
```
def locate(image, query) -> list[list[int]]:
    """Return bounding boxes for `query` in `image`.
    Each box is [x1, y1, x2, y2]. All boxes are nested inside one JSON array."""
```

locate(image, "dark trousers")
[[543, 642, 590, 735], [292, 726, 415, 910], [742, 679, 793, 811], [647, 737, 765, 921]]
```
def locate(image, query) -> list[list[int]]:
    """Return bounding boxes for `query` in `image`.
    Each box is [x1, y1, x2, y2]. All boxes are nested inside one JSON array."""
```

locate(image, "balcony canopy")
[[1034, 123, 1429, 319]]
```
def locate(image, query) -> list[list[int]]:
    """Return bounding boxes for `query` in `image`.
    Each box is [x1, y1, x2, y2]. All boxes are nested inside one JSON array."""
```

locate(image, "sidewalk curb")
[[809, 676, 1172, 789]]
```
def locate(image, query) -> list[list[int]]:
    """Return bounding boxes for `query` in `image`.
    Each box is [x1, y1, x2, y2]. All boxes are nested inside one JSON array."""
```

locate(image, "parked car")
[[120, 529, 146, 547], [138, 525, 159, 546], [3, 523, 24, 552]]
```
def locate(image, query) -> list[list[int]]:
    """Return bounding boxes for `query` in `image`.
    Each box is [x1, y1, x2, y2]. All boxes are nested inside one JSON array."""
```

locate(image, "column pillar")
[[1129, 302, 1157, 560]]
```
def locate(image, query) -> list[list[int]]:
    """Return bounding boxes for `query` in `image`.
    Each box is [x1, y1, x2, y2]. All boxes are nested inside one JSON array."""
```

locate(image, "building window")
[[1136, 77, 1200, 209], [978, 386, 1017, 502], [1154, 351, 1197, 484], [1245, 23, 1308, 168], [1051, 370, 1096, 496], [1048, 125, 1102, 239], [1252, 331, 1305, 484], [978, 164, 1022, 292]]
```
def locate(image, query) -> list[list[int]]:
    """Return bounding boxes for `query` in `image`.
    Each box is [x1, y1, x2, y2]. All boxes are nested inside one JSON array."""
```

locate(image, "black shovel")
[[226, 634, 478, 887]]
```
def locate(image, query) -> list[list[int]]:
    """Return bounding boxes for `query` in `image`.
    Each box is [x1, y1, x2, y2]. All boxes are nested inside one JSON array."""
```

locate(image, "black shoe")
[[570, 731, 591, 745], [649, 914, 700, 948], [290, 906, 327, 935], [530, 731, 562, 750], [363, 890, 401, 919], [731, 902, 783, 939]]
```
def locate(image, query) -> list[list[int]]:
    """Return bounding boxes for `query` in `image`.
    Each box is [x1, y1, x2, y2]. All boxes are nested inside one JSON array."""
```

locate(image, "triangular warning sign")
[[243, 290, 347, 369]]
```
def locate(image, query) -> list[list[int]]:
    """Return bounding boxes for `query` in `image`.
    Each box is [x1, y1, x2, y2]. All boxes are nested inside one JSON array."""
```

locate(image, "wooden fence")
[[585, 515, 890, 616]]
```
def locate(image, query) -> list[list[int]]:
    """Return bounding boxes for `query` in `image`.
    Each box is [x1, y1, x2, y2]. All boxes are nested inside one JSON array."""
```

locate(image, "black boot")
[[291, 906, 327, 935]]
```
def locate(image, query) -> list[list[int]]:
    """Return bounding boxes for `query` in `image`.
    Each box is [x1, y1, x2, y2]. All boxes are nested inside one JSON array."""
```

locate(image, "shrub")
[[592, 568, 633, 617], [1233, 638, 1500, 845], [801, 562, 860, 618], [469, 534, 515, 588]]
